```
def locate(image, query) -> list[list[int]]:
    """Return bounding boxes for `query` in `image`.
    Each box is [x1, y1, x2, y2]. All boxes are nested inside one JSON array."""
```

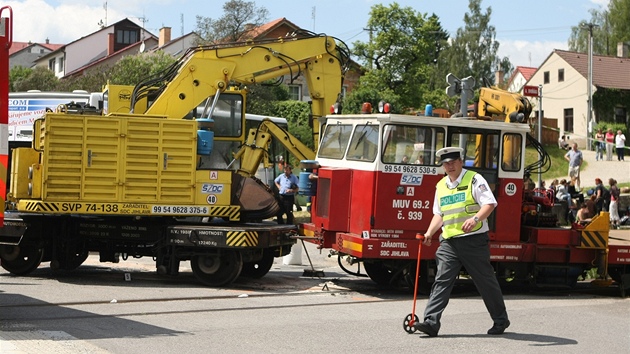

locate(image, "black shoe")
[[487, 320, 510, 335], [414, 321, 438, 337]]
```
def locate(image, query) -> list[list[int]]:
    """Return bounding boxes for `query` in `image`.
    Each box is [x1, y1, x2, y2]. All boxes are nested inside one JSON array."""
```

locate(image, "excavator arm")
[[132, 35, 349, 151], [478, 86, 532, 123], [233, 118, 316, 177]]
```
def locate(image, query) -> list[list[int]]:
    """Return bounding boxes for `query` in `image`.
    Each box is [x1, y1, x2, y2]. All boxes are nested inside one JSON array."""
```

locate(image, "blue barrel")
[[298, 171, 317, 196], [298, 160, 319, 196], [197, 130, 214, 155], [425, 104, 433, 117]]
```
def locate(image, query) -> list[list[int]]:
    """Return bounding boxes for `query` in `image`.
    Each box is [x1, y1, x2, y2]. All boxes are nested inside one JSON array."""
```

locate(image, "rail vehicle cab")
[[303, 113, 531, 257]]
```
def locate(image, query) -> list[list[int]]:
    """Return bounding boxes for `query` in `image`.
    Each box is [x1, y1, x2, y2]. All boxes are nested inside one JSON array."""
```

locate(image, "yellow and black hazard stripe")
[[209, 206, 240, 221], [226, 231, 259, 247], [22, 201, 60, 212], [579, 230, 608, 249]]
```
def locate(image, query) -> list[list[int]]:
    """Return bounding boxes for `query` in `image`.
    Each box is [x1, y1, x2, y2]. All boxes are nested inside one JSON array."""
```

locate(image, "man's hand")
[[462, 217, 478, 233]]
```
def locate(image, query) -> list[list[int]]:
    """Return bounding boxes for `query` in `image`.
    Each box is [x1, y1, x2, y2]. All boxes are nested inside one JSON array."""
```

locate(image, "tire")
[[191, 250, 243, 287], [0, 245, 44, 275], [363, 261, 394, 286], [57, 250, 90, 270], [240, 249, 275, 279]]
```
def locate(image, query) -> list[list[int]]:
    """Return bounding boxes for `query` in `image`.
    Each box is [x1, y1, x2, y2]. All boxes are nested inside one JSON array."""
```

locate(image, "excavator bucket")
[[232, 175, 280, 222]]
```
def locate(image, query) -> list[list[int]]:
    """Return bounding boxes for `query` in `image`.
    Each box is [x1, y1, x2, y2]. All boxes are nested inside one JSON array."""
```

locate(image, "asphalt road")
[[1, 243, 629, 354]]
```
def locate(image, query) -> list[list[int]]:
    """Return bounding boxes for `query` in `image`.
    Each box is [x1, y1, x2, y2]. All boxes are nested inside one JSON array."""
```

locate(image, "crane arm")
[[134, 35, 348, 150], [233, 118, 316, 177], [478, 86, 532, 123]]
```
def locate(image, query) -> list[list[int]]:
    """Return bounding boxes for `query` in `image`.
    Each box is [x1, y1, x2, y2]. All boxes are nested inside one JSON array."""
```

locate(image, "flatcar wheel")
[[0, 246, 44, 275], [57, 250, 90, 270], [240, 249, 275, 279], [191, 250, 243, 287], [403, 313, 419, 334], [363, 261, 394, 286]]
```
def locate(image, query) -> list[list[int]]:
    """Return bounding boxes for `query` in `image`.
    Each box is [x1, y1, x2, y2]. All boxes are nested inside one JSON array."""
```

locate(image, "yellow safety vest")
[[436, 170, 482, 239]]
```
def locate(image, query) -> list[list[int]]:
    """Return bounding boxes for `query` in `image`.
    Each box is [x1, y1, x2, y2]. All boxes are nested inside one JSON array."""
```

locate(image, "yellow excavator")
[[0, 33, 349, 286], [477, 85, 532, 123]]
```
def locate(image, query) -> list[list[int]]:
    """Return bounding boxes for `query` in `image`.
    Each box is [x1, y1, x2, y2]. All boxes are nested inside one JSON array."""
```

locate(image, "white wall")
[[527, 52, 592, 148]]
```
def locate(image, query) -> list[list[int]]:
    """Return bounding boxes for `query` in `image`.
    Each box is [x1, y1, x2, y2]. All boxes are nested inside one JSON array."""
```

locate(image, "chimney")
[[45, 38, 49, 44], [159, 27, 172, 47], [108, 33, 115, 55], [617, 42, 628, 58], [495, 67, 504, 87]]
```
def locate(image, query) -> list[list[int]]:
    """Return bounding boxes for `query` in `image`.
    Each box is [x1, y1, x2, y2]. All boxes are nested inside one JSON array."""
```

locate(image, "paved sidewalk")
[[543, 147, 630, 187]]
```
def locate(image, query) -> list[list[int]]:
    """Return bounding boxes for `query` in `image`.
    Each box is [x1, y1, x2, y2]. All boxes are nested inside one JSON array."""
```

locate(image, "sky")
[[4, 0, 611, 68]]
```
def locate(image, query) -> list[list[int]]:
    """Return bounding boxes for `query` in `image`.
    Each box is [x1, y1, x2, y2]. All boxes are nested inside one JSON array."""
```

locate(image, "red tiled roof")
[[506, 66, 537, 87], [555, 49, 630, 90], [8, 41, 64, 56], [517, 66, 537, 81], [238, 18, 302, 41]]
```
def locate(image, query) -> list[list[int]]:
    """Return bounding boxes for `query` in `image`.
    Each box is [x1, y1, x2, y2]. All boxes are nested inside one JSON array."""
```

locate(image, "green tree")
[[56, 69, 111, 92], [108, 51, 177, 86], [609, 0, 630, 44], [12, 66, 58, 91], [350, 3, 449, 111], [568, 8, 613, 55], [195, 0, 269, 44], [9, 65, 32, 92], [343, 71, 401, 114], [246, 83, 290, 115], [442, 0, 509, 86]]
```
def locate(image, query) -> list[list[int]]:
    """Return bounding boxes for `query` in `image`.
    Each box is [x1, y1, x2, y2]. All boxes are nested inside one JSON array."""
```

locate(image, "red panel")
[[491, 178, 523, 243], [371, 170, 442, 234], [348, 169, 376, 234], [537, 230, 573, 245], [311, 168, 351, 232], [609, 246, 630, 265]]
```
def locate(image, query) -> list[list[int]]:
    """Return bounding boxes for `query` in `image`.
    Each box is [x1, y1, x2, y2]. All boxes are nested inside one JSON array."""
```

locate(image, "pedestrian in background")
[[414, 147, 509, 337], [608, 178, 620, 229], [555, 179, 571, 207], [565, 143, 583, 191], [593, 178, 608, 214], [274, 165, 299, 224], [595, 129, 605, 161], [615, 130, 626, 161], [605, 128, 615, 161]]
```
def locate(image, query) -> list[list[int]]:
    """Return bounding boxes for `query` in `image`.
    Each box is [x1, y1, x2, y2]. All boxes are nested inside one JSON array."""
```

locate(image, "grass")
[[525, 145, 581, 180], [528, 145, 629, 190]]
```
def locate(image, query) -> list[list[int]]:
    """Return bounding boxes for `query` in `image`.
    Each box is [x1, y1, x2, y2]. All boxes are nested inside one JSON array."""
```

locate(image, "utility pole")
[[363, 26, 374, 70], [581, 22, 598, 151]]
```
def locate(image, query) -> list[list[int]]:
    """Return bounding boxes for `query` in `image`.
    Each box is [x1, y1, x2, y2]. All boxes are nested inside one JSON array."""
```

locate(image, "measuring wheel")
[[403, 313, 419, 334], [403, 233, 425, 333]]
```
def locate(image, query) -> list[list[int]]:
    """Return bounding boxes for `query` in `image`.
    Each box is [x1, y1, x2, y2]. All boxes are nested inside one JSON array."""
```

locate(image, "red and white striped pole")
[[0, 6, 13, 226]]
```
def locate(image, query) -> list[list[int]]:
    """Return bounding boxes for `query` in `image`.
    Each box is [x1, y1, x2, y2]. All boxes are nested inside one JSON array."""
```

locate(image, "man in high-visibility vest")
[[414, 147, 510, 337]]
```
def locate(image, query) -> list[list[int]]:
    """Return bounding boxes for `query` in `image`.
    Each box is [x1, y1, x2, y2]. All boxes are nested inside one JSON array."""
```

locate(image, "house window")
[[116, 29, 139, 44], [288, 85, 301, 101], [544, 71, 550, 84], [48, 58, 56, 71], [614, 107, 627, 124], [558, 68, 564, 82], [59, 57, 64, 72], [564, 108, 574, 132]]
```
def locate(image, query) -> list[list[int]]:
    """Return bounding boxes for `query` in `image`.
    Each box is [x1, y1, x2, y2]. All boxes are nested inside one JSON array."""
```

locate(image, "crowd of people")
[[592, 128, 626, 161], [548, 176, 621, 227], [550, 133, 627, 228]]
